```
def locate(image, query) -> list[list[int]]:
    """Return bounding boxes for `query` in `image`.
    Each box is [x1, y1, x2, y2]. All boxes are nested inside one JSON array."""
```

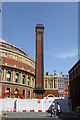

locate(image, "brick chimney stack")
[[34, 24, 45, 99]]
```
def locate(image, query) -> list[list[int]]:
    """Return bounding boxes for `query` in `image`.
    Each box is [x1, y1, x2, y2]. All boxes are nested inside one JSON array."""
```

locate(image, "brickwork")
[[34, 24, 45, 99], [58, 75, 69, 97], [69, 60, 80, 109], [44, 90, 58, 97], [2, 57, 35, 73]]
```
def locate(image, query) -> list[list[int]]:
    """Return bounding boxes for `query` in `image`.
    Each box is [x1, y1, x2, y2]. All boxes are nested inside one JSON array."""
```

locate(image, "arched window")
[[6, 71, 11, 81], [28, 90, 30, 99], [22, 75, 25, 84], [0, 70, 2, 81], [28, 77, 30, 85], [49, 80, 51, 88], [32, 79, 34, 87], [6, 88, 10, 98], [22, 89, 25, 98], [15, 88, 18, 98], [15, 73, 19, 83]]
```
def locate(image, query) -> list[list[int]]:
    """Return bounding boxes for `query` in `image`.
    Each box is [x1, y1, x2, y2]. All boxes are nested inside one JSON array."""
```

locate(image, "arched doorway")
[[47, 94, 55, 98]]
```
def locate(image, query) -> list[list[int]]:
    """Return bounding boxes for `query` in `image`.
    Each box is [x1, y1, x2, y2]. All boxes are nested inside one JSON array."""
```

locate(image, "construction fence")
[[0, 97, 72, 113]]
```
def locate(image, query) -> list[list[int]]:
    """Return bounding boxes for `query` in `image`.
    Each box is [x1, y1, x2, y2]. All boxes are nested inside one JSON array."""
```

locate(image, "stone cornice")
[[0, 47, 35, 64], [1, 64, 35, 76], [1, 81, 35, 89]]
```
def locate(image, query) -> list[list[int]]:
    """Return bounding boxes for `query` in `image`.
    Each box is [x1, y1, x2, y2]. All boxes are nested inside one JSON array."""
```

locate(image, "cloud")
[[46, 48, 78, 59], [56, 51, 78, 59]]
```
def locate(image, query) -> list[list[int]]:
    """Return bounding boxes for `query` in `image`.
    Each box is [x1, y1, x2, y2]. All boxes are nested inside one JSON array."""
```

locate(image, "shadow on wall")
[[46, 98, 72, 113]]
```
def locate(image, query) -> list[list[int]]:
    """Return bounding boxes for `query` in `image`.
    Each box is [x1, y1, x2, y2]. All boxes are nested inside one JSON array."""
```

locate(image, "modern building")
[[57, 72, 69, 97], [69, 60, 80, 109]]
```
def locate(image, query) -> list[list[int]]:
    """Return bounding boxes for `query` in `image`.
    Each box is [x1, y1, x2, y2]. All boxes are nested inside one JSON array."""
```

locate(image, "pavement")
[[1, 112, 80, 120]]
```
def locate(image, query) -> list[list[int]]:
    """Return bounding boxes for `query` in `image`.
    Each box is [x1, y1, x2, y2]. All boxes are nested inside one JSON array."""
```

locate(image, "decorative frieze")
[[0, 51, 35, 69]]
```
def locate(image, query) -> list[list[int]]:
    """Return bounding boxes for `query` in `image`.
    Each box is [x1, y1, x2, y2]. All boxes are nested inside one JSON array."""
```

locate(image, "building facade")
[[57, 72, 69, 97], [69, 60, 80, 109], [44, 71, 58, 97], [0, 40, 35, 99], [0, 40, 58, 99]]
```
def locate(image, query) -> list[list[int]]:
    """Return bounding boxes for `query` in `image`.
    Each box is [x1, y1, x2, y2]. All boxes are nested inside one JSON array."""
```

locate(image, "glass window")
[[6, 87, 10, 93], [66, 83, 68, 85], [62, 80, 63, 82], [15, 88, 18, 98], [6, 88, 10, 98], [28, 77, 30, 85], [22, 90, 25, 98], [22, 75, 25, 84], [0, 70, 2, 81], [28, 91, 30, 99], [58, 84, 59, 88], [62, 84, 63, 88], [60, 80, 61, 82], [0, 59, 2, 64], [49, 80, 51, 88], [6, 71, 11, 81], [15, 73, 19, 83], [60, 84, 61, 88]]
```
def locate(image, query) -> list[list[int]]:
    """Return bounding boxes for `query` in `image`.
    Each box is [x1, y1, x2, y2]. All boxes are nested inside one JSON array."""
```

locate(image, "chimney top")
[[36, 24, 44, 27], [36, 24, 44, 33]]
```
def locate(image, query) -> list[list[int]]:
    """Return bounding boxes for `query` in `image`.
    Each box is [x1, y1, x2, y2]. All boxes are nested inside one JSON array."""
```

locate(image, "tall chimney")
[[34, 24, 45, 99]]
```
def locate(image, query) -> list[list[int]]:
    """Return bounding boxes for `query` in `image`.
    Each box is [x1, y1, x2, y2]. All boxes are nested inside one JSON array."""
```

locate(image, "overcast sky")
[[2, 2, 78, 75]]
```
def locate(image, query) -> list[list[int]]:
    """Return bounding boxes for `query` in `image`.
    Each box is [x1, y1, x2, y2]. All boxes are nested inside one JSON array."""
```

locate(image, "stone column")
[[30, 76, 32, 86], [12, 71, 15, 82], [1, 69, 4, 81], [10, 71, 13, 82], [56, 78, 58, 89], [19, 72, 22, 84], [47, 79, 48, 88], [53, 79, 54, 89], [44, 79, 45, 88], [25, 75, 28, 86], [34, 78, 35, 88], [3, 69, 6, 81]]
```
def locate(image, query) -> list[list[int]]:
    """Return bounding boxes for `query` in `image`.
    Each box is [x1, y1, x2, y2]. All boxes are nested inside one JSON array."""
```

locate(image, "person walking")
[[50, 102, 56, 118], [56, 102, 61, 115]]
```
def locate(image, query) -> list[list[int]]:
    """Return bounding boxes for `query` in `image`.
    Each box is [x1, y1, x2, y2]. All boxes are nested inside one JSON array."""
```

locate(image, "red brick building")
[[57, 72, 69, 97], [69, 60, 80, 109], [0, 25, 58, 99], [0, 40, 35, 99], [0, 39, 58, 99]]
